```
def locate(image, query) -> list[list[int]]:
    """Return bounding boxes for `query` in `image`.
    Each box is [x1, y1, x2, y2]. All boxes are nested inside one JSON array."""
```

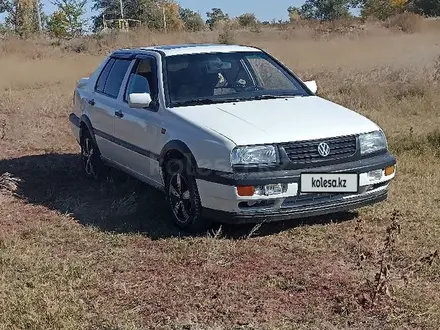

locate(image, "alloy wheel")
[[168, 172, 192, 223]]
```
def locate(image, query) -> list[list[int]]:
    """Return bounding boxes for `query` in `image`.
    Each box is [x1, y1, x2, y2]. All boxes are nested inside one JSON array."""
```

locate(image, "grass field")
[[1, 25, 440, 329]]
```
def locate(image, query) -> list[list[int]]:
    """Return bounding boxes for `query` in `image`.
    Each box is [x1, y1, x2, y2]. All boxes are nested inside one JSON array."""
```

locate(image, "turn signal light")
[[237, 186, 255, 196], [385, 166, 395, 176]]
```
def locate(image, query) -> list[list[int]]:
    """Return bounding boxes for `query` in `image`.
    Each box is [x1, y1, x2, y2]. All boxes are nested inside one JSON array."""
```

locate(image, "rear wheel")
[[164, 159, 210, 232], [80, 129, 106, 180]]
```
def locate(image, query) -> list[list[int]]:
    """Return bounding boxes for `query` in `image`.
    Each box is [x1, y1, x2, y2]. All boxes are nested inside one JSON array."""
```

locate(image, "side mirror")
[[304, 80, 318, 94], [128, 93, 152, 108]]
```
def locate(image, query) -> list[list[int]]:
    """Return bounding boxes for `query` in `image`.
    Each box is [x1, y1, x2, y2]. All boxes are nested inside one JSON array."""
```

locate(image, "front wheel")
[[164, 159, 210, 232]]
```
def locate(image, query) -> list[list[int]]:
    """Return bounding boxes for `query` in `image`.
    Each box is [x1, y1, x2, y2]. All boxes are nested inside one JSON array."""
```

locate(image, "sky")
[[175, 0, 302, 21], [0, 0, 305, 24]]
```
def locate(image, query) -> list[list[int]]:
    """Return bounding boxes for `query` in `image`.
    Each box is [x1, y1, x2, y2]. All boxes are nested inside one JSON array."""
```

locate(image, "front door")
[[112, 55, 164, 187]]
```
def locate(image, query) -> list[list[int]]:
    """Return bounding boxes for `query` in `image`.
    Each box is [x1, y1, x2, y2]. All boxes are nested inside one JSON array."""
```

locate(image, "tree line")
[[0, 0, 439, 39], [289, 0, 439, 21]]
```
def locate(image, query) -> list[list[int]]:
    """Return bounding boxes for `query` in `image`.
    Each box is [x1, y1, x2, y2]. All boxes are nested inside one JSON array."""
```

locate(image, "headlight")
[[231, 145, 278, 165], [359, 130, 388, 155]]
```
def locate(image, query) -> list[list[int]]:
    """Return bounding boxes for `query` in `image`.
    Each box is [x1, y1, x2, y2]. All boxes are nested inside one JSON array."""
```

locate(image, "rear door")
[[112, 54, 164, 187], [89, 57, 132, 161]]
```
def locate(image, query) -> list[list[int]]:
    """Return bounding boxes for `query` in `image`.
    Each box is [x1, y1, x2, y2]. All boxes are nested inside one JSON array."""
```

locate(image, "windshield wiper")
[[172, 98, 218, 107], [171, 95, 302, 107], [172, 97, 248, 107], [247, 95, 300, 100]]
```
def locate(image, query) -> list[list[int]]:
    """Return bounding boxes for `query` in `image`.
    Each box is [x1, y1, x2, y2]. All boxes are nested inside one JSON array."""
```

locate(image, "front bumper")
[[203, 183, 388, 224], [197, 152, 396, 223]]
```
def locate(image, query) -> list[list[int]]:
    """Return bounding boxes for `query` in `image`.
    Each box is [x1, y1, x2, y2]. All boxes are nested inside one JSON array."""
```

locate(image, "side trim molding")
[[93, 128, 160, 161], [70, 112, 160, 161]]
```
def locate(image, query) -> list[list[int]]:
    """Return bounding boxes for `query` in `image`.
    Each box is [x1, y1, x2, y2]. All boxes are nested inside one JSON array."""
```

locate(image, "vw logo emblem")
[[317, 142, 331, 157]]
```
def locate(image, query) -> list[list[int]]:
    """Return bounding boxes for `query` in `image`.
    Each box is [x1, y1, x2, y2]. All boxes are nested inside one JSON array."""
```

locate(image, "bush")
[[218, 23, 236, 44], [427, 130, 440, 153], [250, 23, 262, 33], [64, 38, 89, 53], [384, 13, 424, 33], [390, 129, 440, 157], [180, 8, 205, 32], [237, 13, 258, 28]]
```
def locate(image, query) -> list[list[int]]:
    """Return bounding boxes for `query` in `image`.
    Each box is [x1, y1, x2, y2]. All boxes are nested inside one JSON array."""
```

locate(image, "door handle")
[[115, 110, 124, 118], [88, 99, 95, 106]]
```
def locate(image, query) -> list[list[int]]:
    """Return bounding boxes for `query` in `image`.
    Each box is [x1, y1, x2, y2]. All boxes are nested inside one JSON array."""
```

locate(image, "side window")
[[124, 58, 158, 104], [102, 58, 132, 99], [95, 58, 115, 93]]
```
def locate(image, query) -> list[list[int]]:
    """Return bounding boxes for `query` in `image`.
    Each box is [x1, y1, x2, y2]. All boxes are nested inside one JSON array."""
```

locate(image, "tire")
[[164, 159, 210, 232], [80, 129, 106, 180]]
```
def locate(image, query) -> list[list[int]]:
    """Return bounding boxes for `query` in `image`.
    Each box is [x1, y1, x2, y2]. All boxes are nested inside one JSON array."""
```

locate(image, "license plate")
[[300, 173, 358, 193]]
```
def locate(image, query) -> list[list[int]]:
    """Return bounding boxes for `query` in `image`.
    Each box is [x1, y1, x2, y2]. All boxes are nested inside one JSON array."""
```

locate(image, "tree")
[[93, 0, 154, 31], [206, 8, 229, 29], [50, 0, 87, 37], [162, 0, 183, 31], [92, 0, 181, 32], [46, 10, 69, 39], [179, 8, 205, 31], [237, 13, 258, 27], [358, 0, 408, 19], [408, 0, 440, 16], [297, 0, 355, 20], [0, 0, 8, 13], [3, 0, 45, 37], [287, 6, 301, 22]]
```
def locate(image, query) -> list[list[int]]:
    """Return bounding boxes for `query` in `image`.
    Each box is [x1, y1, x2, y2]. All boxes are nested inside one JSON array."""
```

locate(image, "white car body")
[[69, 43, 396, 229]]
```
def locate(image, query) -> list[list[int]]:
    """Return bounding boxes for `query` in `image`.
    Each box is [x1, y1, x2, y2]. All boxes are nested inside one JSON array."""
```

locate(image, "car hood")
[[170, 96, 380, 146]]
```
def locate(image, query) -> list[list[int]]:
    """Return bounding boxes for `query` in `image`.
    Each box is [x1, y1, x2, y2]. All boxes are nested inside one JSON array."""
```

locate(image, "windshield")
[[164, 51, 311, 107]]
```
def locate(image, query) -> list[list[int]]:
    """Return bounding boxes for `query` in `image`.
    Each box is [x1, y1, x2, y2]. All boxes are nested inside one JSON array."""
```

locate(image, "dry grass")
[[1, 25, 440, 329], [384, 13, 425, 33]]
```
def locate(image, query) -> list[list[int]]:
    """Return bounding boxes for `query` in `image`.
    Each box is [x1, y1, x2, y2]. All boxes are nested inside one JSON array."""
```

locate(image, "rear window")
[[102, 59, 132, 99], [95, 58, 115, 93]]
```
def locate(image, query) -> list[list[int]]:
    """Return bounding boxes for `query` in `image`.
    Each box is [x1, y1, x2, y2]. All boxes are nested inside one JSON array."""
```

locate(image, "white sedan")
[[69, 43, 396, 231]]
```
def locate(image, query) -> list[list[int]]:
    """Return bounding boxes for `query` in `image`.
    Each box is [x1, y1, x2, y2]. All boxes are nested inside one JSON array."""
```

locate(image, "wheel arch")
[[79, 115, 97, 144], [159, 140, 199, 172]]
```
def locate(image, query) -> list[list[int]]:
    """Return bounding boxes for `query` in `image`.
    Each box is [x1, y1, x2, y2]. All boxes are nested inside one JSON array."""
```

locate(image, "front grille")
[[280, 135, 357, 164]]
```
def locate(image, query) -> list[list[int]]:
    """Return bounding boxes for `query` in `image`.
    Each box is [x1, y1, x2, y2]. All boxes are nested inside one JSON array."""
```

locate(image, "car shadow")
[[0, 153, 357, 240]]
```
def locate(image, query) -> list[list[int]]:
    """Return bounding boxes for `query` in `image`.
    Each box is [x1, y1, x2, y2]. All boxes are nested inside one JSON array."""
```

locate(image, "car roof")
[[120, 43, 262, 57]]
